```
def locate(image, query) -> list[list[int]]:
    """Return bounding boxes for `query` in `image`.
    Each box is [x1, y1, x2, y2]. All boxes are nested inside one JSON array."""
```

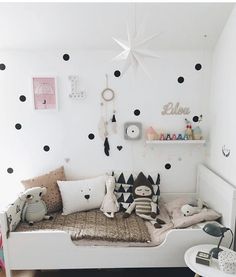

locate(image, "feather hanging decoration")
[[104, 137, 110, 156], [98, 117, 107, 140], [111, 114, 117, 134]]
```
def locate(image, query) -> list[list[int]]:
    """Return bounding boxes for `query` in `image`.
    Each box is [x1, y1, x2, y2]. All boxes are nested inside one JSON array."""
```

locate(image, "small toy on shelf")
[[159, 133, 165, 140], [171, 134, 177, 140], [177, 134, 183, 140], [146, 127, 158, 141], [193, 115, 203, 140], [185, 118, 193, 140], [183, 134, 188, 140], [166, 134, 171, 140]]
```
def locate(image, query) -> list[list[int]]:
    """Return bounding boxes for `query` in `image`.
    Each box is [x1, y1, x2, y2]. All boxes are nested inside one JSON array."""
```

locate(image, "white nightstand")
[[184, 244, 236, 277]]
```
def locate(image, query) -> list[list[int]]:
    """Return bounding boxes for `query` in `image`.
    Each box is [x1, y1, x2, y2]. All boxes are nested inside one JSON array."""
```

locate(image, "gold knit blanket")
[[15, 210, 151, 243]]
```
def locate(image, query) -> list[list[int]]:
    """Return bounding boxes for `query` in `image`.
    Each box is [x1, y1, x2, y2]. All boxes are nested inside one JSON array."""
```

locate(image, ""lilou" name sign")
[[161, 102, 190, 115]]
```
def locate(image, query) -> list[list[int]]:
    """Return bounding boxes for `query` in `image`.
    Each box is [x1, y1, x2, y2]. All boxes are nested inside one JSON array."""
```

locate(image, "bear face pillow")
[[57, 175, 106, 215]]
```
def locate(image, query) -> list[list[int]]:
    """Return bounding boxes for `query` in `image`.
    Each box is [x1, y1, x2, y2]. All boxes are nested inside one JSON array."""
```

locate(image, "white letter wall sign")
[[161, 102, 190, 115], [68, 75, 86, 100]]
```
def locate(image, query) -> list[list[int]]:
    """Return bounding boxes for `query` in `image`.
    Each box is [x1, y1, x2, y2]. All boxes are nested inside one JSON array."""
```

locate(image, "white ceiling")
[[0, 2, 234, 51]]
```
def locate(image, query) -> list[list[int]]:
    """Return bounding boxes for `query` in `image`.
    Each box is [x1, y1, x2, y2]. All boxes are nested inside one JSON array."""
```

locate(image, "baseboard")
[[0, 270, 36, 277]]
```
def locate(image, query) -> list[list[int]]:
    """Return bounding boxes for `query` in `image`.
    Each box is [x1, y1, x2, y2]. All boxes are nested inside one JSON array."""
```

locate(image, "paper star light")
[[112, 25, 160, 77]]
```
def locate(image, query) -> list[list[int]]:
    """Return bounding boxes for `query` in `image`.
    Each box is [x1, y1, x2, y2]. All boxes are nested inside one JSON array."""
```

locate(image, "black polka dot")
[[114, 70, 121, 77], [43, 145, 50, 152], [0, 64, 6, 70], [193, 116, 199, 123], [134, 109, 140, 116], [88, 133, 95, 140], [195, 63, 202, 71], [7, 168, 13, 174], [63, 54, 70, 61], [15, 123, 22, 130], [165, 163, 171, 170], [178, 77, 184, 83], [19, 95, 26, 102]]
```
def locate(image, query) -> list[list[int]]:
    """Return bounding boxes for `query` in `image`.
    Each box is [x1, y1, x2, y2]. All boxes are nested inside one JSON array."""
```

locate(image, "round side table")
[[184, 244, 236, 277]]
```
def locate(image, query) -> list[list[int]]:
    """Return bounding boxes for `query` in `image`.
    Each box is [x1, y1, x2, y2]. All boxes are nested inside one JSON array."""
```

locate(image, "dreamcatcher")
[[98, 74, 117, 156]]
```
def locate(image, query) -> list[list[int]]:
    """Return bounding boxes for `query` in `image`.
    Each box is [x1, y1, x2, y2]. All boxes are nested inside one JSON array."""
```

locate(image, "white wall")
[[0, 49, 211, 205], [206, 6, 236, 186]]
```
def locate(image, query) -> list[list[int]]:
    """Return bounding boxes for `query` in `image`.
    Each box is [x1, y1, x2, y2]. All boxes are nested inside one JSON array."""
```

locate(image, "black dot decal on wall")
[[7, 168, 13, 174], [195, 63, 202, 71], [15, 123, 22, 130], [63, 54, 70, 61], [88, 133, 95, 140], [114, 70, 121, 77], [0, 64, 6, 70], [178, 76, 184, 83], [165, 163, 171, 170], [134, 109, 141, 116], [193, 116, 199, 123], [19, 95, 26, 102], [43, 145, 50, 152]]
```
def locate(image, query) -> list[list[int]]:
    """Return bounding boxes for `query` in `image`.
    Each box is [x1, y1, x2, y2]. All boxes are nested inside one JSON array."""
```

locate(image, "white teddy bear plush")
[[21, 187, 53, 225], [181, 198, 206, 217]]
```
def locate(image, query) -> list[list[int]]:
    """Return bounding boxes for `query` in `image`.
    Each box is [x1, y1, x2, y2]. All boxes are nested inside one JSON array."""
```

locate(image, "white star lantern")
[[112, 25, 160, 77]]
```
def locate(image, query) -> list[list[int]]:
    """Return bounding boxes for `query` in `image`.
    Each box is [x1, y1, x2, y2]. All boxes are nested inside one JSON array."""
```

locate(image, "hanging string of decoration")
[[112, 4, 161, 77], [98, 74, 117, 156]]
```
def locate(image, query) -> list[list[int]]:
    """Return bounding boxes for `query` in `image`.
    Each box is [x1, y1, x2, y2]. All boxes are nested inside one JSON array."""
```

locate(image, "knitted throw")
[[15, 210, 151, 243]]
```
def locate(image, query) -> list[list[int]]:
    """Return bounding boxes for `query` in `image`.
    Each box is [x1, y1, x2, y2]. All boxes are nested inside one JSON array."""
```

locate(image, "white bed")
[[1, 164, 236, 277]]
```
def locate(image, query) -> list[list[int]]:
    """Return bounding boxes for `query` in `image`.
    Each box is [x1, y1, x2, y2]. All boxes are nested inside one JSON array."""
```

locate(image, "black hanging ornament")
[[111, 113, 117, 134], [111, 114, 116, 122], [104, 137, 110, 156]]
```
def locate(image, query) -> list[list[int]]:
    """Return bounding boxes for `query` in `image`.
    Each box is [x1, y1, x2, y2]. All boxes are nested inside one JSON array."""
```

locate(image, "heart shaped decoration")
[[117, 146, 123, 151]]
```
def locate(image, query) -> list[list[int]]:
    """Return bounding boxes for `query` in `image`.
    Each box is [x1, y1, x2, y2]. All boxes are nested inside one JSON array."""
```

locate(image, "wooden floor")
[[1, 268, 194, 277]]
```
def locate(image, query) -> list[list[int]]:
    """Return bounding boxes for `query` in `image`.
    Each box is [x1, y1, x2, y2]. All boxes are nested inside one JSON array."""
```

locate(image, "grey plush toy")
[[21, 187, 53, 226]]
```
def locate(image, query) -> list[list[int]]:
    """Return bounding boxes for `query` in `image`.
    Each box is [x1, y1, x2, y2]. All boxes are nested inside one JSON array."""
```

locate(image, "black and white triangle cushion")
[[114, 171, 160, 212]]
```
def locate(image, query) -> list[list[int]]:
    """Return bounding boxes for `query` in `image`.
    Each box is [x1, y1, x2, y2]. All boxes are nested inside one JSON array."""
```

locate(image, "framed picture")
[[32, 77, 57, 110]]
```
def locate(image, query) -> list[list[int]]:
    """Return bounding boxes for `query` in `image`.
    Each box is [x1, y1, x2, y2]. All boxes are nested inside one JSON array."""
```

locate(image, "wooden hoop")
[[101, 88, 115, 102]]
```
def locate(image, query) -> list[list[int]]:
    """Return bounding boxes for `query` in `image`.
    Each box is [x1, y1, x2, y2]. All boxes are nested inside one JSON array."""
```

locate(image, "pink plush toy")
[[159, 133, 165, 140]]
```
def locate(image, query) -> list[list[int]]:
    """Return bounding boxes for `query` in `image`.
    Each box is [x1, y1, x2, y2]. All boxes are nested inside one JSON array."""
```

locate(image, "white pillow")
[[57, 175, 106, 215]]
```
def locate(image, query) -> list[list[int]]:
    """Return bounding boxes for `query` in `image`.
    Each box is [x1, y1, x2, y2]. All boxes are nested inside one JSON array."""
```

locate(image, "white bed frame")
[[1, 164, 236, 277]]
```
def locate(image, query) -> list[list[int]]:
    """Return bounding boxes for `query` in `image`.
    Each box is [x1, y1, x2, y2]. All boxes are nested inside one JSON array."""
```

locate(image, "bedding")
[[164, 197, 221, 228], [14, 198, 219, 247], [57, 175, 106, 215], [15, 210, 151, 243], [172, 208, 221, 228], [21, 166, 66, 213]]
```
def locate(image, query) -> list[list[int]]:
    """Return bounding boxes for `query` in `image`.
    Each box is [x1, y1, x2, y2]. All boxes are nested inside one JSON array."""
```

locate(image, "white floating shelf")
[[146, 140, 206, 145]]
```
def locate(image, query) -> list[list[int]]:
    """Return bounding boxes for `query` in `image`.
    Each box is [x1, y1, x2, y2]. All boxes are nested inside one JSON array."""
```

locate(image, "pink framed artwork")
[[32, 77, 57, 110]]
